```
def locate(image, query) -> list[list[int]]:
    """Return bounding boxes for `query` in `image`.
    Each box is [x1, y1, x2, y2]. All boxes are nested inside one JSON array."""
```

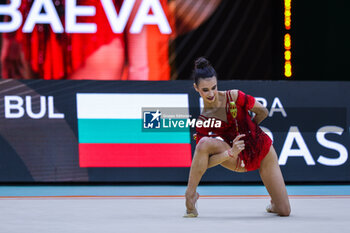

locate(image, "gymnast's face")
[[194, 76, 218, 104]]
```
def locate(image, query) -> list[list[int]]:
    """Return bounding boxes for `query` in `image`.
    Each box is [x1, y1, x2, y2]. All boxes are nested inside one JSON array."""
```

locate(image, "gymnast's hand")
[[227, 134, 245, 158]]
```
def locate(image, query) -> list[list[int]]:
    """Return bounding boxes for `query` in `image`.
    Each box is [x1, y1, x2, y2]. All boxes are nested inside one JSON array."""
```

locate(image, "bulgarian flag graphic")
[[76, 93, 192, 167]]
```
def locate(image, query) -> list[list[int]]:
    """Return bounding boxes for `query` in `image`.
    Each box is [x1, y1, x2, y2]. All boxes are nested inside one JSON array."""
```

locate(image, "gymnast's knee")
[[196, 137, 212, 153]]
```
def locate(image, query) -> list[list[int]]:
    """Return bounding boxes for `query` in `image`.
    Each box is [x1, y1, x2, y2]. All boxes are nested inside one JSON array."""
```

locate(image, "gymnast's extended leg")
[[259, 146, 291, 216]]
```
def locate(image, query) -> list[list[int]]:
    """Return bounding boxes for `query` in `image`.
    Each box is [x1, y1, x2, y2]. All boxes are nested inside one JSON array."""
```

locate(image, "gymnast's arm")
[[250, 100, 269, 125]]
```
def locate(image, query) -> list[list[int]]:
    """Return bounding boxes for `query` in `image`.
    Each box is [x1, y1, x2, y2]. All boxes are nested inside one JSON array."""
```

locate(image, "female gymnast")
[[184, 57, 291, 217]]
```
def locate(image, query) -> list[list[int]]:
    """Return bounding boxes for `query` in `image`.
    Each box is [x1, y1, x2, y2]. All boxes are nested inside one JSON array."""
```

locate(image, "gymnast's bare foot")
[[266, 199, 278, 213], [184, 192, 200, 217]]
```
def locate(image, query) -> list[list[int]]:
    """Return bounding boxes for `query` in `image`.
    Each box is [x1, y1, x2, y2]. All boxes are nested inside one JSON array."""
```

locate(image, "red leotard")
[[195, 90, 272, 171]]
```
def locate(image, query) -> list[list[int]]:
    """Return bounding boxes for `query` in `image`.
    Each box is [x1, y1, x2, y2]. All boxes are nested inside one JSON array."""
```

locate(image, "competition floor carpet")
[[0, 185, 349, 233]]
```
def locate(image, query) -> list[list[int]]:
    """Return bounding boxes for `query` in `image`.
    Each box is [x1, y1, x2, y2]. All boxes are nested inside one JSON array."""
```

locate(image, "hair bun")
[[195, 57, 210, 69]]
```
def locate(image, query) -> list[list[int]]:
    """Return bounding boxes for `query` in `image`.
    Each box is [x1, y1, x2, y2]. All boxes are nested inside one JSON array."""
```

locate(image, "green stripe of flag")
[[78, 119, 191, 143]]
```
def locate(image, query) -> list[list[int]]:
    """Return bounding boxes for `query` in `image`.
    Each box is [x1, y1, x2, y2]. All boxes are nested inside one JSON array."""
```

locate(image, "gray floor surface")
[[0, 197, 349, 233]]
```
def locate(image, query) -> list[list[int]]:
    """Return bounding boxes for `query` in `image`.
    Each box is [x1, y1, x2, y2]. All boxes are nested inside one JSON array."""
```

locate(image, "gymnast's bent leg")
[[185, 137, 239, 216]]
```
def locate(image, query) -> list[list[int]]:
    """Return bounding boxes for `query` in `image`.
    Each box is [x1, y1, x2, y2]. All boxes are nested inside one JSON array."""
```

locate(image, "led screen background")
[[0, 0, 282, 81], [1, 1, 350, 184]]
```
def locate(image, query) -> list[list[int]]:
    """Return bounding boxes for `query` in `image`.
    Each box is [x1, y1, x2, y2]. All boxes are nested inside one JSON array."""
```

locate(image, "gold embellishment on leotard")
[[229, 101, 239, 133], [229, 102, 237, 118]]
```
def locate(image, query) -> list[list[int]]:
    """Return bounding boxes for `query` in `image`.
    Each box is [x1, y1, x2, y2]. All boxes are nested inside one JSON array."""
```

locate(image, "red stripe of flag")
[[79, 143, 192, 167]]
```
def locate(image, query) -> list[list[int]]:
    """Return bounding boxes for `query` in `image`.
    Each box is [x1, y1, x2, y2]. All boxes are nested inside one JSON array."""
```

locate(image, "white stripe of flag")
[[76, 93, 189, 119]]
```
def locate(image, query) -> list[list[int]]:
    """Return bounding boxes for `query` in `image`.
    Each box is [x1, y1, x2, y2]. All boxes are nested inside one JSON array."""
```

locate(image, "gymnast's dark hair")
[[192, 57, 217, 85]]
